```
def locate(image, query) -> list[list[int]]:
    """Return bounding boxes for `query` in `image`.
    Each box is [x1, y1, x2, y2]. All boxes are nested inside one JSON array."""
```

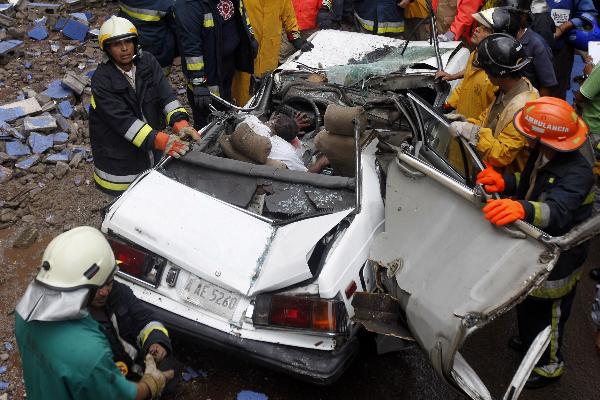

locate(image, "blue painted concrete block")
[[0, 40, 23, 55], [45, 149, 71, 163], [5, 141, 31, 157], [62, 19, 88, 42], [28, 25, 48, 41], [53, 131, 69, 143], [28, 132, 54, 153], [58, 100, 74, 118], [42, 80, 73, 100], [15, 154, 39, 170]]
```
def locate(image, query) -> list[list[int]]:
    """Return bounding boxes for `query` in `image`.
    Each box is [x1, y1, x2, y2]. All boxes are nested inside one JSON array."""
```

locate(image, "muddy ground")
[[1, 2, 600, 400]]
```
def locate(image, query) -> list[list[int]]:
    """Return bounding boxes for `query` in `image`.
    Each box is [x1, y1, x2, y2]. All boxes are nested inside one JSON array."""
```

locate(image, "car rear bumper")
[[146, 302, 360, 385]]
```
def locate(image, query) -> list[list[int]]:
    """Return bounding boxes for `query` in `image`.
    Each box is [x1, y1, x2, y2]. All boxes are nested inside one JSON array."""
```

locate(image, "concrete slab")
[[57, 100, 73, 118], [45, 149, 71, 163], [0, 97, 41, 122], [28, 25, 48, 41], [15, 154, 39, 170], [5, 141, 30, 157], [24, 114, 57, 132], [27, 132, 54, 153], [62, 18, 87, 42], [42, 80, 73, 100]]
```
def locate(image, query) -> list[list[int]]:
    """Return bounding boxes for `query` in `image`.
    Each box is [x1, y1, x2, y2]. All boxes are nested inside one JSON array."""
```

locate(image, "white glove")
[[140, 354, 174, 399], [449, 121, 481, 144], [445, 112, 466, 122], [437, 31, 455, 42]]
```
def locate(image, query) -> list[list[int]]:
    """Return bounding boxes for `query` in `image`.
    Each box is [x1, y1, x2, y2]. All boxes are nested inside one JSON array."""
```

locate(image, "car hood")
[[103, 171, 353, 296]]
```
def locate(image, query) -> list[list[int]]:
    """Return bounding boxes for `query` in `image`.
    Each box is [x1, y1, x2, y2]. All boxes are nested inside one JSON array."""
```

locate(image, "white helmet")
[[36, 226, 116, 291], [98, 15, 138, 51]]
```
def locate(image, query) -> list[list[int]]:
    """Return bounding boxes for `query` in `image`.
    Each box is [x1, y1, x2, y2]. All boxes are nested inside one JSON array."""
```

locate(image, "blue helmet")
[[568, 13, 600, 51]]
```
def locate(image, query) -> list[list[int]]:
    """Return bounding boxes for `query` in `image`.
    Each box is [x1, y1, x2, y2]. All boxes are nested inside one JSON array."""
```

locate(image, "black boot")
[[524, 370, 561, 389]]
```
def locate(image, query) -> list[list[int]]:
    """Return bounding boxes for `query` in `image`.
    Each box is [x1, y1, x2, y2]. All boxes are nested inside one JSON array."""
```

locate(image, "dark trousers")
[[550, 44, 575, 100]]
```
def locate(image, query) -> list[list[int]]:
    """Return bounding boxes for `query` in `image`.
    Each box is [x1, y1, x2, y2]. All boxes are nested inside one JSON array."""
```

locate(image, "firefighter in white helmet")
[[15, 226, 173, 399], [90, 16, 198, 196]]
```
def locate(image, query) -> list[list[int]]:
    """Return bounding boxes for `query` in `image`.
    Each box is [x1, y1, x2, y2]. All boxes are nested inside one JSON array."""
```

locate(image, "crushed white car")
[[101, 30, 600, 398]]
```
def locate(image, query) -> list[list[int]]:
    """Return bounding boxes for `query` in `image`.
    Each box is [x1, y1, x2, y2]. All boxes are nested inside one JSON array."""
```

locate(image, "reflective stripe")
[[530, 201, 551, 229], [208, 85, 220, 96], [132, 124, 153, 147], [203, 13, 214, 27], [354, 13, 404, 34], [90, 95, 96, 110], [514, 172, 521, 186], [119, 3, 165, 22], [125, 119, 146, 141], [94, 172, 133, 192], [95, 167, 138, 183], [166, 107, 188, 125], [163, 100, 182, 114], [531, 268, 582, 299], [186, 56, 204, 71], [583, 188, 596, 205], [549, 299, 561, 363], [137, 321, 169, 348], [534, 363, 565, 378]]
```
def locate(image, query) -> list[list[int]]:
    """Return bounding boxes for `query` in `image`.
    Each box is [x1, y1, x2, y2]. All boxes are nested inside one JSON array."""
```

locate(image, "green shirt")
[[15, 313, 137, 400], [580, 64, 600, 134]]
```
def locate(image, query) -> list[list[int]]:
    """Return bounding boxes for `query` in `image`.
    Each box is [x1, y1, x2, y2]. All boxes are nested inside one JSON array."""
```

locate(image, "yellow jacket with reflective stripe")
[[405, 0, 429, 19], [447, 51, 497, 120], [232, 0, 300, 105], [470, 78, 539, 173]]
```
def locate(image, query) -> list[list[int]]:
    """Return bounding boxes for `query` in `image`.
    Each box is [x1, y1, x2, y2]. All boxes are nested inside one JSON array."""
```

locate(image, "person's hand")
[[584, 57, 595, 75], [482, 199, 525, 226], [316, 6, 334, 29], [435, 70, 454, 81], [140, 354, 174, 399], [438, 31, 455, 42], [148, 343, 168, 363], [476, 165, 505, 193], [449, 121, 480, 141], [294, 112, 311, 131], [154, 132, 190, 158], [397, 0, 411, 8], [192, 84, 212, 111], [179, 126, 201, 141], [445, 112, 466, 122], [292, 37, 314, 52], [554, 21, 574, 39]]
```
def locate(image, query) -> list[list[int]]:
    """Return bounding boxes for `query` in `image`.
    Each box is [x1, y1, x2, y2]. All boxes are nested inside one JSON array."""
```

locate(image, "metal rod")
[[354, 122, 362, 214]]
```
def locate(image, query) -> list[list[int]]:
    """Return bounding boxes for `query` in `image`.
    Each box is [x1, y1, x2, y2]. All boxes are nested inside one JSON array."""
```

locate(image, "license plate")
[[182, 276, 241, 320]]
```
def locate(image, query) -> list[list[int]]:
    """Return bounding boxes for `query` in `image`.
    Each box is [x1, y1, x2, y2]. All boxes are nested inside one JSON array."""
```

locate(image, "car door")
[[363, 95, 562, 399]]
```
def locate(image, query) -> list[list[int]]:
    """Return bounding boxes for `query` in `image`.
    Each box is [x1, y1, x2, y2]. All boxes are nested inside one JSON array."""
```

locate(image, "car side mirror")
[[541, 212, 600, 251]]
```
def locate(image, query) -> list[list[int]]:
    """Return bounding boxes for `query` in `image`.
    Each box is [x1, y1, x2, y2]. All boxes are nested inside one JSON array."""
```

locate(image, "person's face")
[[91, 277, 114, 308], [487, 73, 502, 86], [107, 39, 135, 69], [471, 25, 493, 45]]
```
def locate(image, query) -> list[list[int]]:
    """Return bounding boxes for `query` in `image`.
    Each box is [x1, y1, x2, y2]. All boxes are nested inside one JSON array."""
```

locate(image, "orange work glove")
[[173, 120, 201, 141], [482, 199, 525, 226], [476, 165, 505, 193], [154, 132, 190, 158]]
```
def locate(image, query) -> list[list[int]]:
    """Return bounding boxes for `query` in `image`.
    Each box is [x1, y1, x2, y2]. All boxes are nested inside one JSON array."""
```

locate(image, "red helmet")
[[513, 97, 588, 151]]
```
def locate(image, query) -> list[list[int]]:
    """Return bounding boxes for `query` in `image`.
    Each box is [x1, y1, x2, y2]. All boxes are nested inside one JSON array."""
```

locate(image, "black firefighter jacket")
[[174, 0, 256, 95], [96, 281, 172, 377], [503, 149, 595, 295], [89, 51, 189, 194]]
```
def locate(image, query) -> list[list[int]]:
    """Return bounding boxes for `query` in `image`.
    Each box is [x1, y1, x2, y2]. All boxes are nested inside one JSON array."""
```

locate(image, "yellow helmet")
[[35, 226, 117, 291], [98, 15, 138, 51]]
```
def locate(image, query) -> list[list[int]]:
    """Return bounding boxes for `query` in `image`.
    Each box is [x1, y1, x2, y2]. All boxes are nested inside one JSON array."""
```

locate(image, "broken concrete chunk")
[[45, 148, 71, 163], [15, 154, 39, 170], [0, 97, 41, 121], [62, 18, 87, 42], [28, 132, 54, 153], [0, 122, 24, 140], [0, 13, 16, 29], [24, 114, 56, 132], [50, 41, 59, 52], [69, 12, 88, 25], [42, 80, 73, 100], [27, 2, 62, 14], [28, 25, 48, 40], [63, 0, 84, 12], [68, 150, 82, 167], [13, 226, 38, 249], [52, 131, 69, 143], [0, 165, 12, 183], [61, 72, 88, 95], [53, 160, 69, 178], [57, 100, 73, 118], [5, 141, 30, 157]]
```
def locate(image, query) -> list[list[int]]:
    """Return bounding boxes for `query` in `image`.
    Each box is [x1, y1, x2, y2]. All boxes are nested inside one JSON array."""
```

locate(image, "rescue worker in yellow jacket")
[[232, 0, 313, 106], [449, 34, 538, 173]]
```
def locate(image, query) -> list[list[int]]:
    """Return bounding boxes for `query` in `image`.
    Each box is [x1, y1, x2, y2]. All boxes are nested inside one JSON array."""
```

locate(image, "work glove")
[[445, 112, 466, 122], [449, 121, 480, 144], [437, 31, 455, 42], [154, 132, 190, 158], [317, 6, 334, 29], [140, 354, 174, 399], [173, 120, 201, 141], [292, 37, 314, 52], [476, 165, 505, 193], [192, 84, 212, 111], [482, 199, 525, 226]]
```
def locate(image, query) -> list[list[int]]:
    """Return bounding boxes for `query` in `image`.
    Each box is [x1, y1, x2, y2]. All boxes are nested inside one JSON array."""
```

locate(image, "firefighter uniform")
[[232, 0, 302, 106], [503, 149, 595, 379], [175, 0, 257, 127], [89, 51, 189, 195], [118, 0, 178, 68], [92, 281, 172, 379], [353, 0, 405, 36]]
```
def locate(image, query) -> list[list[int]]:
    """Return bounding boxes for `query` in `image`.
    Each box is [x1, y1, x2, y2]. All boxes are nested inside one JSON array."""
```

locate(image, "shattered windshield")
[[326, 46, 452, 86]]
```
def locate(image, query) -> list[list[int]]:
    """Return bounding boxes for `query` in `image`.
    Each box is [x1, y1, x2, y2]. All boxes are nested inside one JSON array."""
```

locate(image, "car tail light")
[[253, 294, 347, 334], [108, 238, 166, 287]]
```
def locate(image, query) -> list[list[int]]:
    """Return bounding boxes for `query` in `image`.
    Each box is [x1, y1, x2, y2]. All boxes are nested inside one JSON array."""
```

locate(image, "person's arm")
[[517, 160, 594, 231], [530, 41, 558, 94], [448, 0, 483, 40], [282, 0, 301, 34], [174, 0, 206, 83], [475, 121, 529, 169], [91, 73, 158, 152]]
